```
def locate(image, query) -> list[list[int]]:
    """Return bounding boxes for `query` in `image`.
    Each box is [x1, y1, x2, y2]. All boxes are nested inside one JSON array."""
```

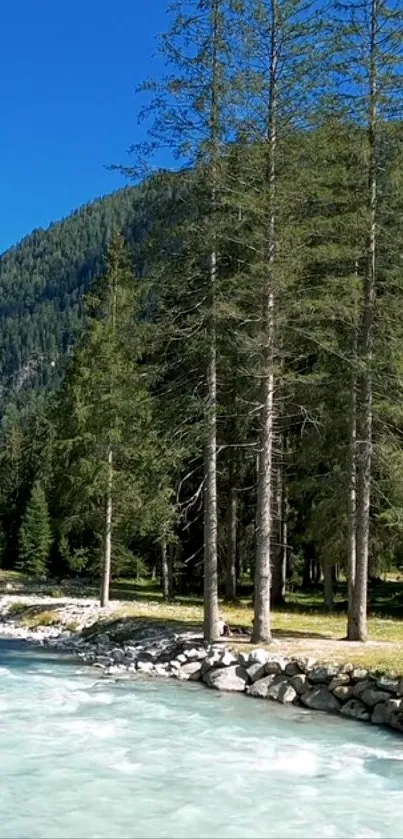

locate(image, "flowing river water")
[[1, 639, 403, 838]]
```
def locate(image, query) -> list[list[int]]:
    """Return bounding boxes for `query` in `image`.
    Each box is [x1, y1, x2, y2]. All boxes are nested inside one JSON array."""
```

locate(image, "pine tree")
[[54, 234, 177, 606], [17, 483, 52, 576], [128, 0, 241, 641]]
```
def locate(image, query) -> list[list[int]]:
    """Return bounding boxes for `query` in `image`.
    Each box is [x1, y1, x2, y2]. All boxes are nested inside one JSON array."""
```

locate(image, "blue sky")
[[0, 0, 169, 253]]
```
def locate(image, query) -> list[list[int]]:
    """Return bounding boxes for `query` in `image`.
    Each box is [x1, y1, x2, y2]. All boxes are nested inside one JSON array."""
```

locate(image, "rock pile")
[[1, 595, 402, 736]]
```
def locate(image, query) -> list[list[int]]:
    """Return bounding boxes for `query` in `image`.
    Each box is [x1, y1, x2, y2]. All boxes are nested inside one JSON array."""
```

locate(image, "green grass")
[[22, 610, 61, 629]]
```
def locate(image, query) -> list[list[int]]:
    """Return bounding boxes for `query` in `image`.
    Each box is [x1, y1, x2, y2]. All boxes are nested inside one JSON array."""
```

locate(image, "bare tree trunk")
[[350, 0, 377, 642], [168, 543, 175, 600], [204, 245, 219, 641], [226, 485, 237, 600], [203, 0, 220, 644], [252, 0, 278, 644], [302, 554, 313, 589], [347, 363, 357, 637], [323, 558, 334, 611], [271, 461, 286, 606], [100, 445, 113, 608], [161, 534, 169, 600]]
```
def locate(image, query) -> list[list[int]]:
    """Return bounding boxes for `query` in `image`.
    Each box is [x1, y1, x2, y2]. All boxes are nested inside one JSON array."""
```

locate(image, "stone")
[[397, 680, 403, 698], [111, 648, 125, 664], [296, 657, 317, 674], [386, 697, 402, 714], [181, 661, 202, 680], [95, 632, 111, 646], [247, 663, 266, 683], [137, 660, 154, 674], [285, 661, 302, 677], [201, 652, 221, 675], [183, 647, 207, 661], [361, 688, 391, 708], [203, 665, 248, 692], [309, 665, 339, 685], [278, 683, 297, 704], [352, 679, 374, 699], [301, 687, 341, 713], [169, 659, 182, 671], [351, 668, 369, 682], [219, 650, 238, 668], [246, 675, 276, 699], [249, 648, 270, 665], [329, 674, 351, 691], [289, 673, 307, 695], [176, 653, 187, 664], [333, 685, 354, 700], [154, 664, 170, 677], [265, 659, 285, 675], [390, 712, 403, 733], [376, 675, 400, 694], [340, 699, 371, 723], [371, 703, 389, 726], [267, 677, 291, 702], [339, 663, 354, 674]]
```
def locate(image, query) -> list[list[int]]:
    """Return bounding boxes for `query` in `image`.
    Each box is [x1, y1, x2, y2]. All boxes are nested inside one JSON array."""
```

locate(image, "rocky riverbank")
[[1, 594, 403, 735]]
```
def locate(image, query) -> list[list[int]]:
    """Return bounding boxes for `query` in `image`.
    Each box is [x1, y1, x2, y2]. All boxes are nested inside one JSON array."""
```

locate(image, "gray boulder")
[[371, 703, 389, 726], [247, 675, 276, 699], [285, 661, 302, 677], [361, 688, 391, 707], [219, 650, 238, 668], [351, 668, 369, 682], [137, 660, 154, 674], [265, 659, 286, 675], [289, 673, 307, 695], [203, 664, 248, 692], [333, 685, 354, 701], [352, 679, 374, 699], [376, 675, 400, 694], [278, 683, 297, 704], [249, 648, 270, 665], [267, 676, 292, 702], [247, 662, 266, 683], [296, 656, 317, 674], [181, 661, 203, 681], [309, 665, 339, 685], [301, 687, 341, 713], [340, 699, 371, 722], [329, 674, 351, 691]]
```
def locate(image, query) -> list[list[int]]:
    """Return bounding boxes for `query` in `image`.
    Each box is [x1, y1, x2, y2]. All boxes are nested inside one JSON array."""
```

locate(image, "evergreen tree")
[[17, 483, 52, 576], [54, 234, 177, 606]]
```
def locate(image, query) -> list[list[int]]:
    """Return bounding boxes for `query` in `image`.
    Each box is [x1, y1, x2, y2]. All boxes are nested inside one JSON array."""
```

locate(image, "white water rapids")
[[0, 639, 403, 838]]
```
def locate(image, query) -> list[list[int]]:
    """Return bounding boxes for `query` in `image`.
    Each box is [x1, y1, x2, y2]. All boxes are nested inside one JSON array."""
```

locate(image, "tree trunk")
[[271, 462, 286, 606], [100, 445, 113, 608], [252, 0, 278, 645], [323, 559, 334, 611], [350, 0, 377, 642], [203, 0, 220, 644], [302, 554, 312, 589], [226, 485, 237, 600], [347, 364, 357, 638], [161, 534, 170, 600], [168, 542, 175, 600]]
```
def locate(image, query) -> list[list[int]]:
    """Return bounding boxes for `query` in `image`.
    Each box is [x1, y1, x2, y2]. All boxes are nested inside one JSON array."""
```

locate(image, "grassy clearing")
[[1, 571, 402, 674]]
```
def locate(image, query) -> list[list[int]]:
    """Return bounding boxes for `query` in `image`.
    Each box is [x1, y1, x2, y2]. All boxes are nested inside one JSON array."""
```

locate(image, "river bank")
[[1, 593, 403, 735]]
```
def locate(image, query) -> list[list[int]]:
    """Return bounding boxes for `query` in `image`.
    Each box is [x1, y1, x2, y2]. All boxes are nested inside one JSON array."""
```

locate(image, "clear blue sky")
[[0, 0, 169, 254]]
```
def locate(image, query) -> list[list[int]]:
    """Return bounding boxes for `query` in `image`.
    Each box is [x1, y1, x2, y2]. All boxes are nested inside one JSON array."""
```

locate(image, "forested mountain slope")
[[0, 186, 145, 416]]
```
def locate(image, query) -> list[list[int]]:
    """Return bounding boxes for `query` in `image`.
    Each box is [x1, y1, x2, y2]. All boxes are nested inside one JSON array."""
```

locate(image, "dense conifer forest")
[[2, 0, 403, 645]]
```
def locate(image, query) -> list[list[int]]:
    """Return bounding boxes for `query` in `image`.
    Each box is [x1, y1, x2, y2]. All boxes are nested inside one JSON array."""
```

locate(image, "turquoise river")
[[0, 640, 403, 838]]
